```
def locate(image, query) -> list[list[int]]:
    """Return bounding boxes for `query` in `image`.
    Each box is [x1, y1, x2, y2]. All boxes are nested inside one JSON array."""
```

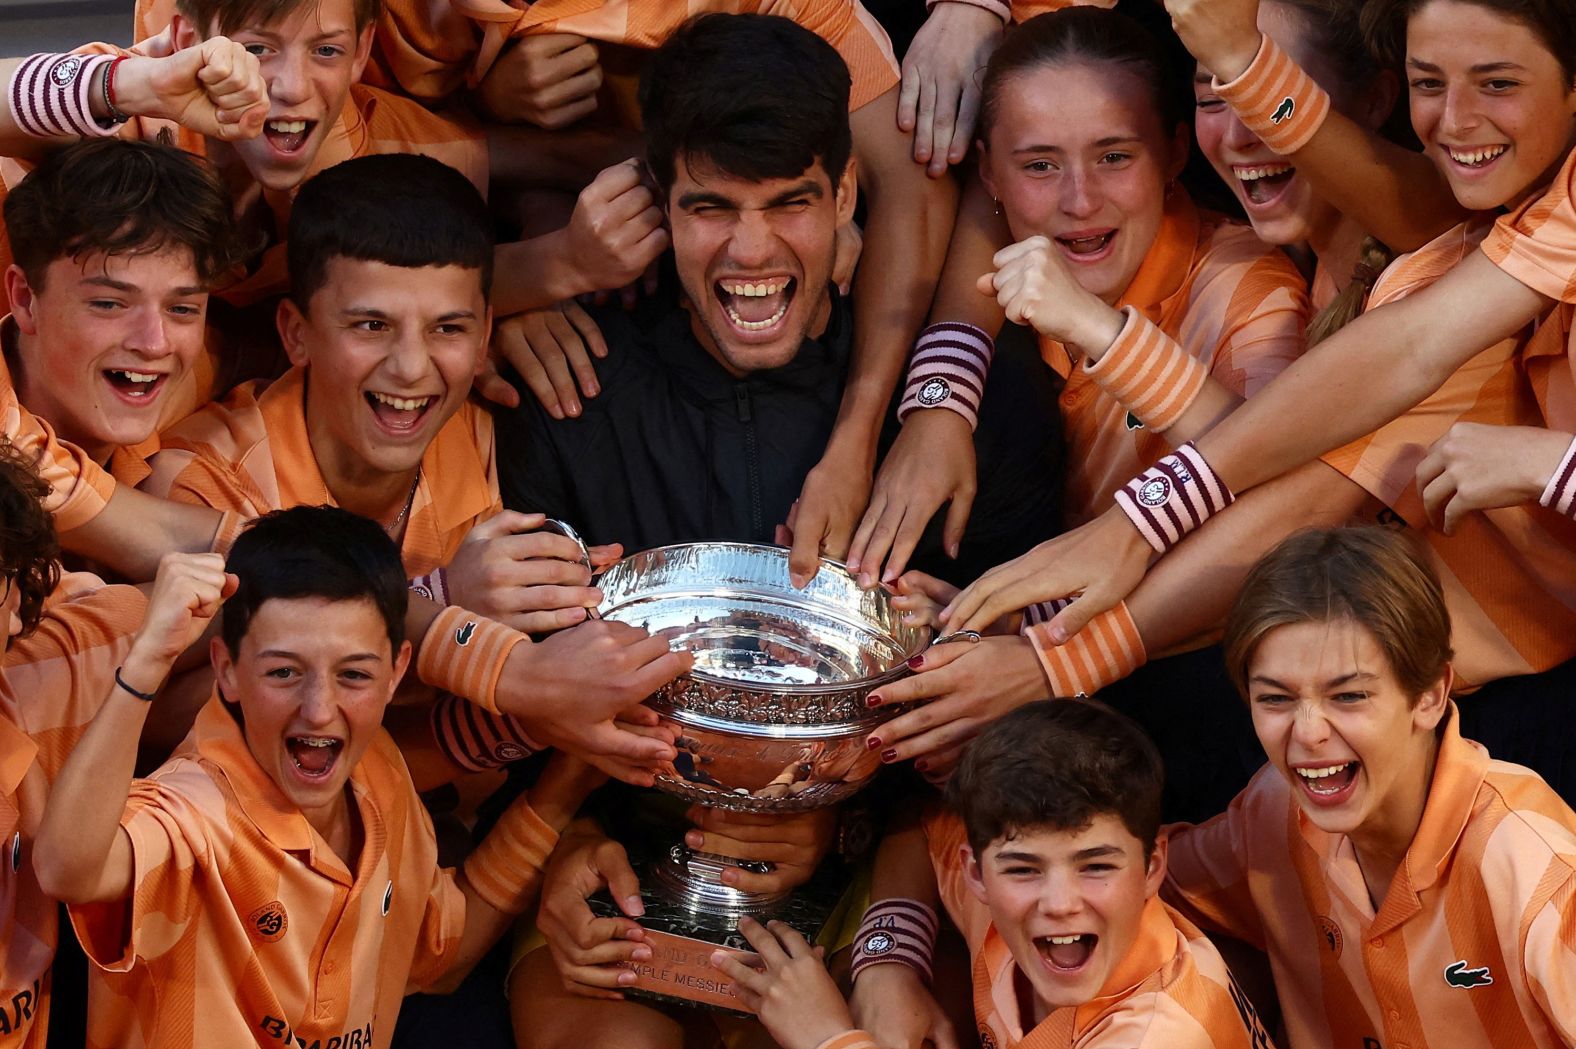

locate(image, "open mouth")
[[264, 118, 317, 156], [715, 277, 796, 335], [365, 390, 437, 435], [1235, 162, 1296, 206], [1035, 933, 1097, 972], [1445, 145, 1507, 170], [1053, 230, 1116, 262], [1293, 760, 1359, 803], [103, 368, 167, 404], [286, 735, 343, 780]]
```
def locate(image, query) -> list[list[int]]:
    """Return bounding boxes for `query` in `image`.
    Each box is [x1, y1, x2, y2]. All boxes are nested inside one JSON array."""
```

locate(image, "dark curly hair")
[[0, 440, 61, 638]]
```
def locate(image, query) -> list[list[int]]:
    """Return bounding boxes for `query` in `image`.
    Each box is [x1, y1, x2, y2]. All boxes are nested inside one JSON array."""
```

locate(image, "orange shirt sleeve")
[[921, 807, 993, 950], [1160, 773, 1274, 952], [0, 400, 116, 533], [1524, 877, 1576, 1045], [163, 451, 269, 520], [401, 797, 469, 992], [1189, 231, 1309, 400], [1482, 146, 1576, 303]]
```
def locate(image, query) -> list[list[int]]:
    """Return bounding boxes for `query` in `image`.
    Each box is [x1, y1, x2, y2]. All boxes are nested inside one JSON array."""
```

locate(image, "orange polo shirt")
[[892, 809, 1274, 1049], [0, 582, 149, 1049], [67, 698, 477, 1049], [1165, 709, 1576, 1049], [1321, 219, 1576, 684], [1042, 193, 1309, 525], [152, 367, 501, 579], [1482, 145, 1576, 304], [353, 0, 899, 113]]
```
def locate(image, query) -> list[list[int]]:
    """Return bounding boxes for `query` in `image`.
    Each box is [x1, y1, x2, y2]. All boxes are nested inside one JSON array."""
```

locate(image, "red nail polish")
[[866, 736, 881, 750], [907, 655, 924, 670], [866, 693, 882, 707], [881, 748, 898, 763]]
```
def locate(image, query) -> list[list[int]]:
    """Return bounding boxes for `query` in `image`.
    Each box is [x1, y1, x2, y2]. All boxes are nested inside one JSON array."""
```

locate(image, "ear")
[[1166, 123, 1192, 182], [4, 266, 39, 336], [278, 296, 311, 368], [976, 142, 1000, 205], [350, 21, 375, 83], [834, 155, 859, 229], [171, 12, 201, 50], [475, 304, 494, 377], [210, 634, 237, 696], [1411, 665, 1453, 733], [387, 638, 413, 698], [960, 843, 990, 905], [1361, 70, 1401, 132], [1143, 831, 1169, 900]]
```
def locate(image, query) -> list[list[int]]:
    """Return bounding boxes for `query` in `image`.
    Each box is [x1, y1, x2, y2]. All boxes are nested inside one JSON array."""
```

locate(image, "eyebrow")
[[80, 276, 205, 297], [676, 179, 823, 211], [1406, 58, 1527, 74], [1012, 135, 1143, 155], [1249, 670, 1382, 690], [241, 27, 353, 42], [256, 650, 384, 663], [1072, 845, 1123, 861], [339, 308, 478, 322]]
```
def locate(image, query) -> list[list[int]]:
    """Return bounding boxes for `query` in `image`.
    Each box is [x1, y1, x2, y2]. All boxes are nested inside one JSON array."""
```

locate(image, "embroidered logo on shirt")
[[1125, 410, 1145, 431], [917, 378, 952, 407], [977, 1026, 998, 1049], [1316, 916, 1343, 958], [455, 621, 477, 646], [381, 880, 393, 917], [1271, 97, 1295, 124], [1444, 960, 1494, 988], [250, 901, 288, 943], [1137, 477, 1172, 507]]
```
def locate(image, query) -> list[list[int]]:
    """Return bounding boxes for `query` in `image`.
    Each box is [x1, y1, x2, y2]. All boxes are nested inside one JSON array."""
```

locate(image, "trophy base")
[[588, 841, 849, 1015]]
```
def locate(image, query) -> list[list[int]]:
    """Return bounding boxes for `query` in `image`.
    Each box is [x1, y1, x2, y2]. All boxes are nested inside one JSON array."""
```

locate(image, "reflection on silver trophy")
[[596, 542, 931, 921]]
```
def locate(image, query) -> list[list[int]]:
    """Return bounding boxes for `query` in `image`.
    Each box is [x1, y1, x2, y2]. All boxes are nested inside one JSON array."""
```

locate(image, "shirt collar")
[[0, 715, 38, 800], [1402, 704, 1487, 894], [257, 366, 495, 540], [1115, 190, 1200, 322]]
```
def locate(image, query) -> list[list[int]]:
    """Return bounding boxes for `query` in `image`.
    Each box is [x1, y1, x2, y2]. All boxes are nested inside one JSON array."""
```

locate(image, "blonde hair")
[[1305, 236, 1395, 346], [1223, 527, 1453, 703]]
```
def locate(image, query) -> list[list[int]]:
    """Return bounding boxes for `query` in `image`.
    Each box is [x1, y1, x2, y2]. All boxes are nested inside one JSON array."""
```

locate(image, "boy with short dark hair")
[[712, 700, 1275, 1049], [33, 506, 605, 1049]]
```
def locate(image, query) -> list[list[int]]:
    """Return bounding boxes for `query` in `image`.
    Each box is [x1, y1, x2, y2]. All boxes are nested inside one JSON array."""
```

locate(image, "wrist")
[[926, 0, 1010, 22], [117, 648, 172, 698], [1070, 301, 1126, 362], [1204, 30, 1264, 84], [112, 55, 162, 119]]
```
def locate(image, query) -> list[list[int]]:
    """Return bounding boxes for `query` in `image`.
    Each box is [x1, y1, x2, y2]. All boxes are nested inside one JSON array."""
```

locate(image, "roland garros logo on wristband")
[[917, 378, 952, 407], [1137, 477, 1171, 507], [861, 930, 897, 956], [51, 56, 83, 86]]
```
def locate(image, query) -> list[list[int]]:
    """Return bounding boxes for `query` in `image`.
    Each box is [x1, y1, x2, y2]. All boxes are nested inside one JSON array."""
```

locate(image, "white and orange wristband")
[[1213, 34, 1331, 157]]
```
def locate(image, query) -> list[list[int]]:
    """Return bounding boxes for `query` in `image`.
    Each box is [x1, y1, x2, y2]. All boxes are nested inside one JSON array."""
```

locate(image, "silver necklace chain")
[[386, 472, 420, 537]]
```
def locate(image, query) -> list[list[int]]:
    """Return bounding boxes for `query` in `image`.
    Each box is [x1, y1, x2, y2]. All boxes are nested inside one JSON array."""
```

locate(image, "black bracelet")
[[114, 666, 157, 703]]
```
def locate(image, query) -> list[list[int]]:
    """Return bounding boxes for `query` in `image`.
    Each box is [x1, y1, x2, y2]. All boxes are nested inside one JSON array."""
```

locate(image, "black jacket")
[[496, 291, 852, 549]]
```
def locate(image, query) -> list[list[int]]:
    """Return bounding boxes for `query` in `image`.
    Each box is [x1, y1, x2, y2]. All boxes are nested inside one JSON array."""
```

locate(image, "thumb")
[[221, 572, 240, 600], [473, 363, 522, 409], [597, 845, 645, 917], [975, 271, 998, 297], [470, 509, 548, 543], [1045, 596, 1106, 647]]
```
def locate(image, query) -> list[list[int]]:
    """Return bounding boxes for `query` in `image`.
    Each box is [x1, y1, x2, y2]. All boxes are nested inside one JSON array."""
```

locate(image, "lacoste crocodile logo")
[[1125, 410, 1144, 431], [455, 621, 476, 646], [1444, 960, 1493, 988], [1271, 97, 1295, 124]]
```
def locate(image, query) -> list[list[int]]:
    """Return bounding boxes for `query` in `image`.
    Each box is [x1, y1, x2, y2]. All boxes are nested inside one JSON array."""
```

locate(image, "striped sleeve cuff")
[[815, 1035, 881, 1049], [430, 693, 540, 772], [1539, 435, 1576, 517], [924, 0, 1011, 21], [849, 898, 939, 984], [1082, 308, 1209, 433], [1213, 34, 1332, 156], [9, 52, 120, 139], [410, 567, 450, 607], [415, 606, 528, 716], [1113, 443, 1234, 555], [463, 798, 560, 915], [897, 322, 996, 431], [1022, 601, 1145, 697]]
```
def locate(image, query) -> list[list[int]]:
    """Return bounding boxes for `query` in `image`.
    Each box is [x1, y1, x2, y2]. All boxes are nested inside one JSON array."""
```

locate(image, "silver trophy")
[[586, 541, 931, 1009]]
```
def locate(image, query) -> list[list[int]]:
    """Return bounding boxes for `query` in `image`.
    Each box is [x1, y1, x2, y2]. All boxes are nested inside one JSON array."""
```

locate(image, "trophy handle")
[[541, 518, 601, 620], [651, 842, 790, 918]]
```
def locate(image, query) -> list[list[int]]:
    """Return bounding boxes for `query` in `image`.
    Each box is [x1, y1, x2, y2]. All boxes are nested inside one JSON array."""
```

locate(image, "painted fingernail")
[[881, 748, 898, 763], [866, 693, 882, 707], [907, 655, 924, 670], [914, 758, 929, 773], [866, 735, 882, 749]]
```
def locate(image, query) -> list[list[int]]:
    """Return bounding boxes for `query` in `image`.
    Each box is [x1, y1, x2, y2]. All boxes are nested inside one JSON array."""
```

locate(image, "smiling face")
[[5, 248, 208, 462], [667, 154, 856, 375], [1406, 0, 1576, 210], [980, 61, 1185, 306], [963, 815, 1165, 1013], [1194, 3, 1359, 248], [213, 595, 409, 828], [278, 257, 488, 492], [176, 0, 373, 193], [1247, 618, 1448, 845]]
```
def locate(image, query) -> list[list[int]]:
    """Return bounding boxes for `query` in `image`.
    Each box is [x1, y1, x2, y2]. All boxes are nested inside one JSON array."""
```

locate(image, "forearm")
[[492, 230, 589, 316], [59, 486, 224, 582], [485, 122, 638, 192], [34, 650, 166, 902], [928, 173, 1009, 332], [1198, 253, 1545, 493], [1125, 461, 1373, 657], [843, 96, 959, 451], [868, 819, 941, 909]]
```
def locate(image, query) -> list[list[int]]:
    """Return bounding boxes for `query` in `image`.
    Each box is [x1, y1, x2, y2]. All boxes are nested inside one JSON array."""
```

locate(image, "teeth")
[[110, 370, 159, 384], [723, 300, 790, 331], [1236, 163, 1293, 181], [370, 391, 432, 412], [294, 737, 337, 748], [1295, 763, 1351, 780], [268, 119, 308, 134], [1447, 145, 1506, 166], [720, 279, 788, 297], [1044, 935, 1083, 945]]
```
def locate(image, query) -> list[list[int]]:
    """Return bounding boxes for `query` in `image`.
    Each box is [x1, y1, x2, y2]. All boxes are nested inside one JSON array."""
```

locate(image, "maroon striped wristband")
[[9, 52, 121, 139], [898, 323, 995, 431], [1113, 443, 1234, 555], [849, 898, 939, 985], [1539, 435, 1576, 518], [430, 693, 541, 772]]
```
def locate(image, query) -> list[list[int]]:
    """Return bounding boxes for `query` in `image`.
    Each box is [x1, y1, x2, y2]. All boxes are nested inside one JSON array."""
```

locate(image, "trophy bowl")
[[598, 542, 931, 814]]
